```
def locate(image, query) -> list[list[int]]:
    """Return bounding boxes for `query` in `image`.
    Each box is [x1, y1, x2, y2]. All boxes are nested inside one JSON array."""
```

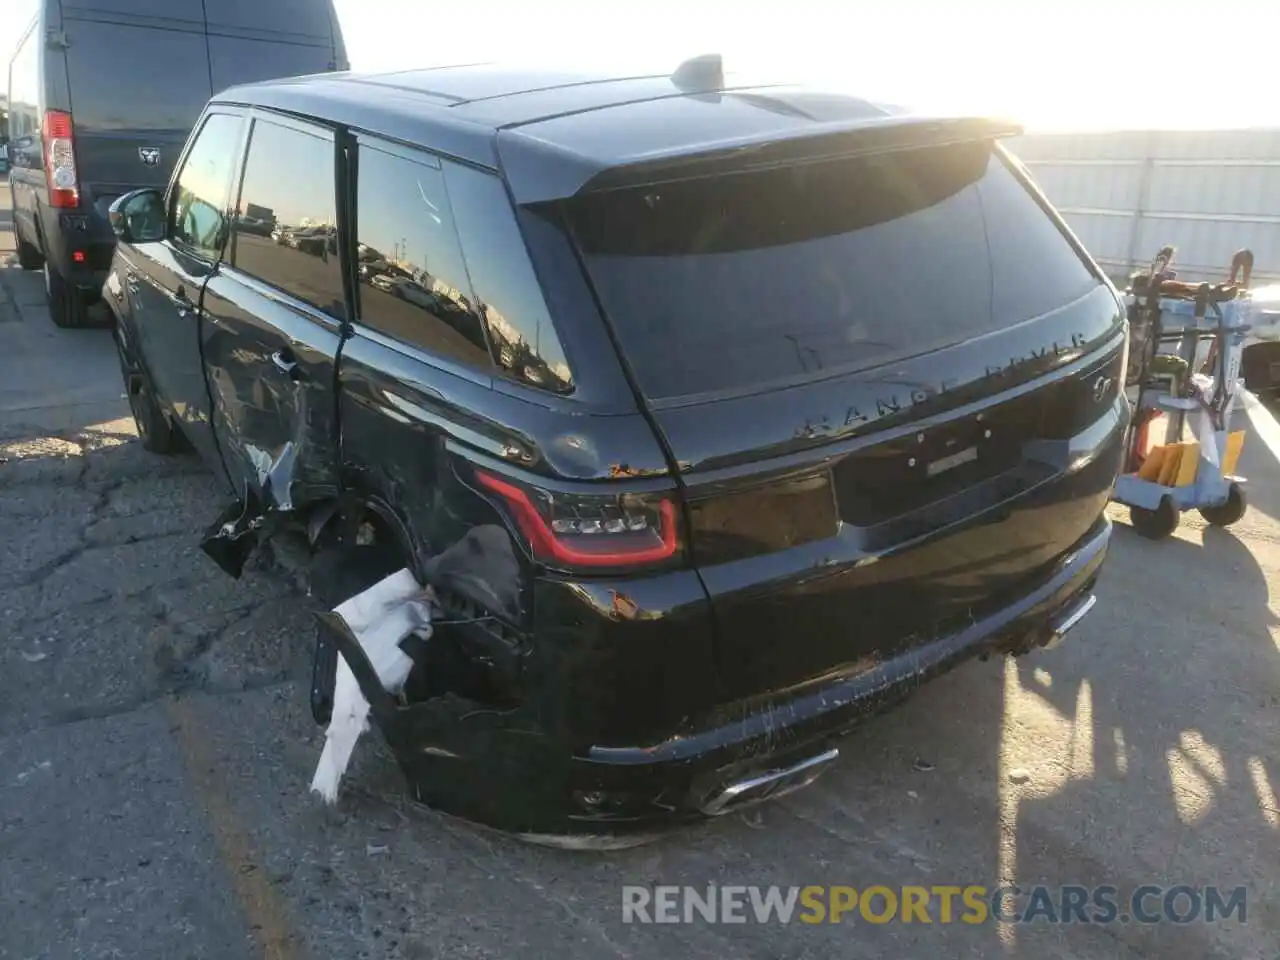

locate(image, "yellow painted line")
[[165, 695, 306, 960]]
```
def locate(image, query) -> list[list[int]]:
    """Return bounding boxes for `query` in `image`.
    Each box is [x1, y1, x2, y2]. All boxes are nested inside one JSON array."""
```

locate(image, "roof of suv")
[[214, 61, 1015, 203]]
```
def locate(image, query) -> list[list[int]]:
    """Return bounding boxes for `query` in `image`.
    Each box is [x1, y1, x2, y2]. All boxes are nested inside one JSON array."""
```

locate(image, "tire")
[[1129, 497, 1179, 540], [115, 332, 179, 455], [45, 261, 92, 329], [1198, 482, 1246, 527], [13, 221, 44, 271]]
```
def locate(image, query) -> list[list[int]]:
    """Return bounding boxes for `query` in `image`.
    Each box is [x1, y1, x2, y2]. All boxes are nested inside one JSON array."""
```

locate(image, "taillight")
[[42, 110, 79, 209], [474, 469, 680, 570]]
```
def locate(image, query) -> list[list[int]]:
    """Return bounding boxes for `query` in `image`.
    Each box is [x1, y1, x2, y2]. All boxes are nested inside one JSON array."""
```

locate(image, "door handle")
[[170, 289, 195, 317], [270, 349, 301, 381]]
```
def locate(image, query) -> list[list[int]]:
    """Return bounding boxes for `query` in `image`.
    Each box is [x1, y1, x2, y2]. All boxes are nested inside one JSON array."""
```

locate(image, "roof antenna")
[[671, 53, 724, 92]]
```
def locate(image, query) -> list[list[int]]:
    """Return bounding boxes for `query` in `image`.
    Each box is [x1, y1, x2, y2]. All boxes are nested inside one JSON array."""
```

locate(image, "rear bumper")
[[38, 205, 114, 292], [572, 514, 1109, 813], [592, 515, 1108, 766], [341, 513, 1110, 840]]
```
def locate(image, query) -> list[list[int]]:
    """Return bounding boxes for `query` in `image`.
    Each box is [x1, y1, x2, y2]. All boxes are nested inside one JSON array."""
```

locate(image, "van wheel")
[[45, 262, 92, 329], [1129, 497, 1179, 539], [115, 334, 178, 454], [1198, 482, 1246, 527], [13, 222, 44, 271]]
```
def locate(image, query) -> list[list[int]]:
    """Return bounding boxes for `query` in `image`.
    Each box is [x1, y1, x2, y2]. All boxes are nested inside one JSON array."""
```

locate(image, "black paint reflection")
[[443, 162, 575, 394], [355, 144, 492, 370], [231, 118, 345, 319]]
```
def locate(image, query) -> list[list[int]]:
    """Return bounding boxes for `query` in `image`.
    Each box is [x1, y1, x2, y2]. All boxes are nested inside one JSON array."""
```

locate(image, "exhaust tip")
[[1041, 593, 1097, 650], [699, 747, 840, 817]]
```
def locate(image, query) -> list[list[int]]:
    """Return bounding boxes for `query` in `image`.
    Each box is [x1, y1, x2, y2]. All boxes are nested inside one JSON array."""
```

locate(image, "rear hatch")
[[562, 136, 1127, 702]]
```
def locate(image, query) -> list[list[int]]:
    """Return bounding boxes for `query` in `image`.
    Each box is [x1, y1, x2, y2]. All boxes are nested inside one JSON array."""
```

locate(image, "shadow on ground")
[[0, 386, 1275, 957]]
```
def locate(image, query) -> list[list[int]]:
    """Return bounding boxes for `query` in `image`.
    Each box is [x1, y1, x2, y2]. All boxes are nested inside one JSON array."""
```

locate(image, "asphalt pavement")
[[0, 179, 1276, 959]]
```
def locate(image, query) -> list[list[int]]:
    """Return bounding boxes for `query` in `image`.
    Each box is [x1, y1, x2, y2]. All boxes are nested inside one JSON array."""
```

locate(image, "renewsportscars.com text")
[[621, 884, 1248, 926]]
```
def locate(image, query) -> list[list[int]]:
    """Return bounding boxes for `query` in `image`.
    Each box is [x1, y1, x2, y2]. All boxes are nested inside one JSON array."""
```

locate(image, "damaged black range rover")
[[104, 57, 1129, 841]]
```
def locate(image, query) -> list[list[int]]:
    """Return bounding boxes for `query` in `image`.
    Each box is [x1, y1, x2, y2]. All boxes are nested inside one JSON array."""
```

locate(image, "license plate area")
[[834, 393, 1043, 526]]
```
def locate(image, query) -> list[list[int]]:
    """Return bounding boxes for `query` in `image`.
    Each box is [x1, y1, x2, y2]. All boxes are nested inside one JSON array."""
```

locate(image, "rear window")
[[564, 141, 1100, 401]]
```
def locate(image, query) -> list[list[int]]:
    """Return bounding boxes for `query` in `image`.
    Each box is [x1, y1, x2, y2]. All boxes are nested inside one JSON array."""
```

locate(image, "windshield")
[[564, 141, 1101, 401]]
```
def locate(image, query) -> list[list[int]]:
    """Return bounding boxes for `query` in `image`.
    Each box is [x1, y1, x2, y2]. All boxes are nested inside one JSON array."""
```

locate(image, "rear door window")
[[443, 162, 574, 393], [353, 139, 493, 372], [230, 116, 345, 319], [7, 25, 39, 141], [564, 141, 1100, 401], [169, 112, 245, 259]]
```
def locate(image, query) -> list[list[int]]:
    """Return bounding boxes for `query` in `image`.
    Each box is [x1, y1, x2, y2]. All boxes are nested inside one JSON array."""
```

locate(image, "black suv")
[[105, 59, 1130, 841]]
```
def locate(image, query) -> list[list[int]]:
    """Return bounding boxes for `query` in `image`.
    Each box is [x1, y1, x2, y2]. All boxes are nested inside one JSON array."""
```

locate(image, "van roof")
[[214, 63, 1019, 204]]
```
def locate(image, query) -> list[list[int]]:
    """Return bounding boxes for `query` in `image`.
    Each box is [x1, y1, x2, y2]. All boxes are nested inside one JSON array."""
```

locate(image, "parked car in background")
[[104, 61, 1128, 840], [6, 0, 346, 327], [1239, 285, 1280, 396], [0, 142, 9, 175]]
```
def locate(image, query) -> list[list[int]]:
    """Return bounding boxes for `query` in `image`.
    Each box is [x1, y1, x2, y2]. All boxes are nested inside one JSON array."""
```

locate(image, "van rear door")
[[58, 0, 213, 218], [205, 0, 346, 92]]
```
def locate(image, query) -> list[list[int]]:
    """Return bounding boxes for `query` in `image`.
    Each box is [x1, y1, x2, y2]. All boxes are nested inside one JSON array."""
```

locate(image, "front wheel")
[[115, 333, 178, 454], [1198, 483, 1246, 527], [1130, 496, 1179, 539]]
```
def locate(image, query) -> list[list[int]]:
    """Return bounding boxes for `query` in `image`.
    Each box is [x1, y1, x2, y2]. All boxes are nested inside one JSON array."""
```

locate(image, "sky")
[[2, 0, 1277, 131]]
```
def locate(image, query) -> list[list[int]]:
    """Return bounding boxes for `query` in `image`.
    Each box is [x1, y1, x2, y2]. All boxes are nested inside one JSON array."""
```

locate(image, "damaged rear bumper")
[[325, 515, 1111, 841]]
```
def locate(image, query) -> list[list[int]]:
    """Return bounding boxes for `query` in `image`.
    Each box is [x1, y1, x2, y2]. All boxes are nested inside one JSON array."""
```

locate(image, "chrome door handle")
[[270, 349, 300, 380], [170, 290, 195, 317]]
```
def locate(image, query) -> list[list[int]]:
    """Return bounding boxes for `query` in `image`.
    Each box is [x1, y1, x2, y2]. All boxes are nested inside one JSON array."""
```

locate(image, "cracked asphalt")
[[1, 181, 1277, 960]]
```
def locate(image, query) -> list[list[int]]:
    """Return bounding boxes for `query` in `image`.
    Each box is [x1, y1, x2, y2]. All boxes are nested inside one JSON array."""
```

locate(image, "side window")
[[169, 113, 244, 259], [8, 27, 40, 141], [354, 141, 492, 371], [231, 117, 344, 319], [442, 162, 574, 394]]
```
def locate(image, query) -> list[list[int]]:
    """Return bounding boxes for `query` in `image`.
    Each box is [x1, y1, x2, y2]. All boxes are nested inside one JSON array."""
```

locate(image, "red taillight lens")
[[474, 470, 680, 570], [42, 110, 79, 209]]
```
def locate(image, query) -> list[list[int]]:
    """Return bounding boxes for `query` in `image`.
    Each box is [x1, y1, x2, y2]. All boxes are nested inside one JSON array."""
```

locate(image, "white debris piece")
[[310, 568, 434, 805]]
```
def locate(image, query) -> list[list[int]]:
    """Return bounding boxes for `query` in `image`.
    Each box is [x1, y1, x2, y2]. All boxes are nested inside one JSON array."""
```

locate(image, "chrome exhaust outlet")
[[699, 747, 840, 817], [1041, 593, 1097, 650]]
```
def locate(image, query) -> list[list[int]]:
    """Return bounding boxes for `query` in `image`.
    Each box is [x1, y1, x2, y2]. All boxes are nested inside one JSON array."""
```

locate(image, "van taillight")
[[474, 470, 680, 570], [42, 110, 79, 209]]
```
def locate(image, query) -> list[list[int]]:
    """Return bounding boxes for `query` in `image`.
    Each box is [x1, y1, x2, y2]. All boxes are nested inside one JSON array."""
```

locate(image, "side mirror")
[[109, 188, 166, 244]]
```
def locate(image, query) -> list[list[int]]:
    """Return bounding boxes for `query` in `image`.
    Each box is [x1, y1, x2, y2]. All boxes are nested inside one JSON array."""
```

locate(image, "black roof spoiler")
[[503, 114, 1023, 205], [576, 115, 1024, 196]]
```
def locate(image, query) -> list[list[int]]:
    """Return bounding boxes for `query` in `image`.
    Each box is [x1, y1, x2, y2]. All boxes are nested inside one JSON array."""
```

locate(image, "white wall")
[[1007, 130, 1280, 288]]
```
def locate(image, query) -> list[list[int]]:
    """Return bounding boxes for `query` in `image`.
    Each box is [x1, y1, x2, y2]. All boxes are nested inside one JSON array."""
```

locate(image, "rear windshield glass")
[[564, 142, 1100, 401]]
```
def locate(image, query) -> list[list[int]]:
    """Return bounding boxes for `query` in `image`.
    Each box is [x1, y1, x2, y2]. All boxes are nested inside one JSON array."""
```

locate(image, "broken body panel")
[[106, 64, 1129, 839]]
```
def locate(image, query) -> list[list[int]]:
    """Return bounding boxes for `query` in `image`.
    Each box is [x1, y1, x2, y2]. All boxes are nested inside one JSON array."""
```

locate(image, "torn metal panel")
[[244, 441, 299, 512], [420, 524, 522, 623], [200, 271, 344, 517], [197, 488, 282, 579], [310, 568, 434, 804]]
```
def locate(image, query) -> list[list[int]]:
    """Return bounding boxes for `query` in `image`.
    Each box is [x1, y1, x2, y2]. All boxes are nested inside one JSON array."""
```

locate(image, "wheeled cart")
[[1112, 248, 1255, 539]]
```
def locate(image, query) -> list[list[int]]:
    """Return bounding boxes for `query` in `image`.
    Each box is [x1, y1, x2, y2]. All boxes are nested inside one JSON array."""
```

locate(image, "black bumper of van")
[[328, 514, 1110, 845], [42, 209, 114, 294]]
